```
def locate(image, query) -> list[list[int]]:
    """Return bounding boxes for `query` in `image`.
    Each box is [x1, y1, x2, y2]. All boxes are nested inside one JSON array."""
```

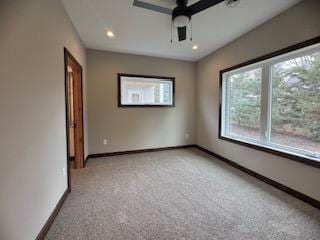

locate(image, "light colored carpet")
[[46, 148, 320, 240]]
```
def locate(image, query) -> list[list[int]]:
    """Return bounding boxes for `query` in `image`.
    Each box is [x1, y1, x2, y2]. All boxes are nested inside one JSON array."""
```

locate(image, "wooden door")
[[64, 48, 84, 180], [71, 64, 84, 168]]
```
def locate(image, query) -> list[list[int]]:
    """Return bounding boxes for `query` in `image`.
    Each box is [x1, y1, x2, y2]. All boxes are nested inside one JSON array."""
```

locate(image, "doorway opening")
[[64, 48, 85, 191]]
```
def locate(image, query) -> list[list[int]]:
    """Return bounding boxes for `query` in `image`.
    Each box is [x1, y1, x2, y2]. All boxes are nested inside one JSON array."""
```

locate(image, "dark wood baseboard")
[[87, 145, 196, 159], [195, 145, 320, 210], [36, 189, 69, 240]]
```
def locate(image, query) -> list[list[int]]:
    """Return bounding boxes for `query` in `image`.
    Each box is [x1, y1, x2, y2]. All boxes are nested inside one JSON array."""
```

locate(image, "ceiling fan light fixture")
[[173, 15, 190, 27]]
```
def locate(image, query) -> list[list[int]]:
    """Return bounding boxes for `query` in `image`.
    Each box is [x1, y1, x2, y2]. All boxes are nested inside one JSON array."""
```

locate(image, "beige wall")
[[196, 0, 320, 201], [1, 1, 319, 239], [0, 0, 87, 240], [87, 50, 196, 154]]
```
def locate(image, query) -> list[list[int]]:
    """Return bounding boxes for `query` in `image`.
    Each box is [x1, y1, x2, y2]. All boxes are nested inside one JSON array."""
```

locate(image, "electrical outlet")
[[185, 133, 189, 139], [103, 139, 108, 145], [62, 167, 66, 177]]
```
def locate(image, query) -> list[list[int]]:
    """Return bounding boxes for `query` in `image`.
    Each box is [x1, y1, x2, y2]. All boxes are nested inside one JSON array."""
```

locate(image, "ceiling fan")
[[133, 0, 240, 41]]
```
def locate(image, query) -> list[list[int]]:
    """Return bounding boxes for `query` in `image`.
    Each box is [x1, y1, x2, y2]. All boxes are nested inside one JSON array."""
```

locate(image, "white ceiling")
[[61, 0, 301, 61]]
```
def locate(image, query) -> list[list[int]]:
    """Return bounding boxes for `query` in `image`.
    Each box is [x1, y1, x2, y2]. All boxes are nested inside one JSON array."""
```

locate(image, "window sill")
[[219, 135, 320, 168]]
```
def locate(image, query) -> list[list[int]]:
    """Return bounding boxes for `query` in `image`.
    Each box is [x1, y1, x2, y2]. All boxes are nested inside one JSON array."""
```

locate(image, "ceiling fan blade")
[[189, 0, 224, 15], [177, 26, 187, 41], [133, 0, 172, 15]]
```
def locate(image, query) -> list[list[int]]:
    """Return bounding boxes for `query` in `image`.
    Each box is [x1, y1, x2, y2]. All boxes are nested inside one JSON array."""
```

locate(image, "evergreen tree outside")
[[229, 68, 261, 140], [271, 52, 320, 143], [226, 52, 319, 153]]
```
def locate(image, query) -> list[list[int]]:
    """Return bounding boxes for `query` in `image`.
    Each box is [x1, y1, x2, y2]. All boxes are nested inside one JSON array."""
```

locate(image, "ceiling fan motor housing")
[[172, 0, 191, 27], [176, 0, 188, 5], [133, 0, 229, 41]]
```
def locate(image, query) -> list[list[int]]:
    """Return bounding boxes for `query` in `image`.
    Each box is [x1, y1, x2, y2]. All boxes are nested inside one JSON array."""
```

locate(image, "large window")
[[118, 74, 174, 107], [220, 38, 320, 166]]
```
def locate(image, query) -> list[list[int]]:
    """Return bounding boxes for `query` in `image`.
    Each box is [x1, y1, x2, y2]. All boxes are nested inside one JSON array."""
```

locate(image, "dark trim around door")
[[64, 47, 85, 192]]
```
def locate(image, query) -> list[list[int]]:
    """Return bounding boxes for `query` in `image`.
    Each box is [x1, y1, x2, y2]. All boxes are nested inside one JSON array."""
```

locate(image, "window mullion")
[[260, 65, 271, 144], [224, 76, 231, 136], [266, 66, 273, 144]]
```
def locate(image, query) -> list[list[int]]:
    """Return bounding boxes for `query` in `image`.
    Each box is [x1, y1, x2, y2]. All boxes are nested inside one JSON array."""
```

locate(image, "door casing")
[[64, 47, 85, 192]]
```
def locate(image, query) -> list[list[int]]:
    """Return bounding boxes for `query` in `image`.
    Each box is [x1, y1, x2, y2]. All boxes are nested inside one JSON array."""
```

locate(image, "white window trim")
[[220, 41, 320, 165]]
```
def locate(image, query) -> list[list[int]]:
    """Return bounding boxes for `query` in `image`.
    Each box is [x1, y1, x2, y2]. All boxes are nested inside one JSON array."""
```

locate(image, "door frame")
[[64, 47, 85, 192]]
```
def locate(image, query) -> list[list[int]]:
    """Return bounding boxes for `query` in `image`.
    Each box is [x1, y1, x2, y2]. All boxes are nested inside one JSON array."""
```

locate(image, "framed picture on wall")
[[118, 74, 175, 107]]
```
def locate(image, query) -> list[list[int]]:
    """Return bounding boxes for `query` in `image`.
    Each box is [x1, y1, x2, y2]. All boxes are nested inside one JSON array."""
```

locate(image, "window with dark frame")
[[219, 37, 320, 167], [118, 74, 175, 107]]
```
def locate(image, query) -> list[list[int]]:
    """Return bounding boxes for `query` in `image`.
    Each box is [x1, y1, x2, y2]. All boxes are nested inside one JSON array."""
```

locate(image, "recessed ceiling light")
[[106, 31, 114, 38], [192, 45, 198, 50]]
